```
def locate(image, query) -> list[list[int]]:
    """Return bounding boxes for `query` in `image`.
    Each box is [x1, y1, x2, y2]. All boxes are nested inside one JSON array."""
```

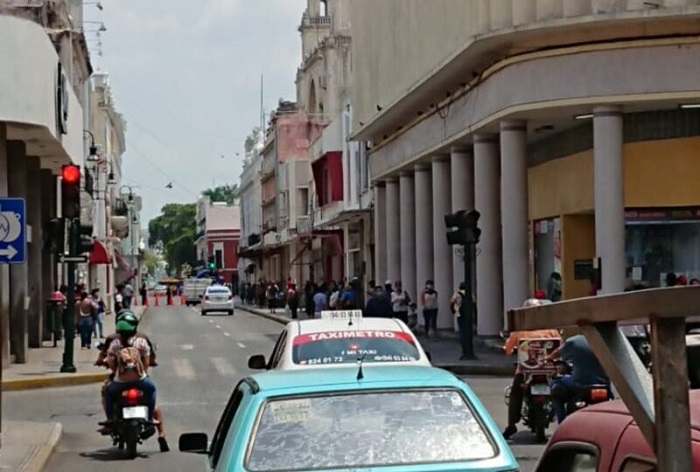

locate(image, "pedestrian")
[[339, 283, 358, 309], [91, 288, 105, 339], [76, 291, 95, 349], [391, 280, 410, 323], [420, 280, 439, 338], [140, 282, 148, 306], [122, 282, 134, 308], [312, 285, 327, 318], [266, 281, 280, 313], [328, 283, 341, 310], [286, 282, 299, 319], [114, 284, 124, 313]]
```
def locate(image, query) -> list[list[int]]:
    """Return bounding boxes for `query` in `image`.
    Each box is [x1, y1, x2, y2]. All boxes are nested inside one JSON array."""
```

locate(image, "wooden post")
[[650, 317, 692, 472]]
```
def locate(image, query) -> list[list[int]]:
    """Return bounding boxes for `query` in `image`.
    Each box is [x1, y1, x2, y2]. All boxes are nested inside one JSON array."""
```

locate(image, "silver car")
[[201, 285, 234, 316]]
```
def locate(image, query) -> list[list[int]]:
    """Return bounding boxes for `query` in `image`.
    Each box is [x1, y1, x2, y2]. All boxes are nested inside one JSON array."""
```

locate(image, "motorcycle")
[[503, 337, 560, 443], [96, 342, 157, 458], [554, 360, 613, 417]]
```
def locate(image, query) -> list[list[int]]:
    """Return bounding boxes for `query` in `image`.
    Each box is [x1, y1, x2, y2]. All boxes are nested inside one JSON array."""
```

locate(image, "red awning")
[[89, 240, 111, 265]]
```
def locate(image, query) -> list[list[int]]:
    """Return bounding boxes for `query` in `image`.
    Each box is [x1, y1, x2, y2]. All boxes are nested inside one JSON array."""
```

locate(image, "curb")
[[23, 422, 62, 472], [437, 363, 514, 377], [237, 306, 290, 325], [2, 372, 108, 392]]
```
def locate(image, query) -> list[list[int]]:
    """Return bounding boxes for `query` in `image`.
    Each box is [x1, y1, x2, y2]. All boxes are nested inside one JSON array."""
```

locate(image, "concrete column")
[[450, 148, 475, 293], [373, 183, 387, 282], [0, 125, 9, 367], [474, 134, 503, 336], [431, 156, 454, 328], [593, 105, 626, 294], [500, 120, 530, 313], [414, 165, 433, 297], [7, 141, 28, 363], [26, 156, 42, 348], [399, 172, 417, 299], [40, 170, 55, 342], [385, 178, 400, 282]]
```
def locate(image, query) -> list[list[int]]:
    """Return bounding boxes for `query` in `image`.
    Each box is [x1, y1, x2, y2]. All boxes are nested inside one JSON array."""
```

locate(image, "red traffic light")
[[62, 165, 81, 184]]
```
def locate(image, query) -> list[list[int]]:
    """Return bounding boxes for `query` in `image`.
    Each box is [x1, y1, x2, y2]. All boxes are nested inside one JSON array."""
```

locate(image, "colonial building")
[[238, 129, 264, 283], [350, 0, 700, 335], [196, 197, 241, 286]]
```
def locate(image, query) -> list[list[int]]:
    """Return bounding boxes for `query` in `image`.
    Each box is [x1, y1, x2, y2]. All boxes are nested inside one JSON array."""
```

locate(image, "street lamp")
[[83, 130, 98, 161], [120, 185, 141, 286]]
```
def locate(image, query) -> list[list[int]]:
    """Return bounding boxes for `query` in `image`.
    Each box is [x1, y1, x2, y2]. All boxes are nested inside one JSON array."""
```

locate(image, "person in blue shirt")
[[339, 283, 358, 309], [547, 334, 612, 423], [311, 286, 327, 318], [364, 285, 392, 318]]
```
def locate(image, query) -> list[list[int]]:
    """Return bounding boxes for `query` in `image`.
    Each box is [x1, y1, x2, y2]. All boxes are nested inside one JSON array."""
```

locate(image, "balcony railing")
[[302, 15, 331, 28]]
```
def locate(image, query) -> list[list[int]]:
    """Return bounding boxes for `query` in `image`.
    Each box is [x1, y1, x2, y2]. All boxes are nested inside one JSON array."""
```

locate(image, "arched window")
[[320, 0, 328, 17]]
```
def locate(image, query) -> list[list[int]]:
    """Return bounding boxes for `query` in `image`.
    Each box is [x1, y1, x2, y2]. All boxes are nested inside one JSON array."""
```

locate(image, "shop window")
[[625, 216, 700, 287]]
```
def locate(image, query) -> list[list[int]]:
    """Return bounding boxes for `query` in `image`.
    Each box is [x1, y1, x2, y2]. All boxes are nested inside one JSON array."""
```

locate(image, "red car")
[[533, 390, 700, 471]]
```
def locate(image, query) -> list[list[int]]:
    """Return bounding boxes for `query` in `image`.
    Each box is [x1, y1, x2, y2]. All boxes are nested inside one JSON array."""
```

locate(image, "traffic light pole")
[[459, 242, 477, 360], [60, 219, 77, 373]]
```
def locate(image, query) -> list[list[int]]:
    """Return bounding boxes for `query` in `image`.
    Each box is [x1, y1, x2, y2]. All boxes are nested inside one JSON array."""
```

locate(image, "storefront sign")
[[625, 207, 700, 223]]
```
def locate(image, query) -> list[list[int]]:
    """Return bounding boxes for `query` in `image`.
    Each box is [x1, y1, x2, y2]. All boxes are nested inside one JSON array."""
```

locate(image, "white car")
[[200, 285, 234, 316], [248, 310, 432, 371]]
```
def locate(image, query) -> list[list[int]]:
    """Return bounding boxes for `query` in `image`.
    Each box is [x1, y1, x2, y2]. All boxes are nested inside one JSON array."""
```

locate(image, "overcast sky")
[[88, 0, 306, 223]]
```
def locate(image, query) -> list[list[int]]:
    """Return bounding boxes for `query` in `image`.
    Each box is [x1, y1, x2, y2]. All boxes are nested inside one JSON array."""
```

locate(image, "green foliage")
[[143, 250, 159, 277], [148, 203, 197, 274], [202, 184, 239, 205]]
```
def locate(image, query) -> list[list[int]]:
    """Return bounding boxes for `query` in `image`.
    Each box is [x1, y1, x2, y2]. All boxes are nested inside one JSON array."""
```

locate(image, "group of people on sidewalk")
[[52, 281, 138, 350]]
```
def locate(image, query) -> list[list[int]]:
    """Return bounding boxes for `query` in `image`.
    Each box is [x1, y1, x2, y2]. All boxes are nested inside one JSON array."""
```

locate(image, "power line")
[[124, 139, 199, 196]]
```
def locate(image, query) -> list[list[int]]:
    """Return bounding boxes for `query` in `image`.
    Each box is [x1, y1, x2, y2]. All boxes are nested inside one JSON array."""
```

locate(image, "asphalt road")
[[4, 305, 547, 471]]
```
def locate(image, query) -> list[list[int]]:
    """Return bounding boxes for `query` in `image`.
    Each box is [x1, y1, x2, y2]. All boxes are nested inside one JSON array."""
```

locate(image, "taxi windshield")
[[291, 330, 420, 365], [246, 389, 497, 471]]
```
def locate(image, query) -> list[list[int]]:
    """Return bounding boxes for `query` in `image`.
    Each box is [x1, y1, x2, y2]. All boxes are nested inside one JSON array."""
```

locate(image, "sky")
[[85, 0, 306, 223]]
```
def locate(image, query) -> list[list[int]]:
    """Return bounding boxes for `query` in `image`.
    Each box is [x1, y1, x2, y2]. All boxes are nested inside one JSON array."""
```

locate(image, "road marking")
[[211, 357, 236, 376], [172, 358, 195, 380], [223, 332, 230, 337], [181, 344, 194, 350], [208, 319, 214, 324], [237, 342, 246, 349], [215, 325, 221, 329]]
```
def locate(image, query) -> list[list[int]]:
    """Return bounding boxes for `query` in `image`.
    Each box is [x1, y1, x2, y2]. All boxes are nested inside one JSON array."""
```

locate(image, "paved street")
[[3, 305, 546, 471]]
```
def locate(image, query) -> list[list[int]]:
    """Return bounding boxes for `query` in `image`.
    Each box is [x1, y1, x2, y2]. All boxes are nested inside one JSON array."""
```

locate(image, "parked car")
[[533, 389, 700, 471], [201, 285, 234, 316], [247, 311, 432, 371], [179, 365, 519, 472]]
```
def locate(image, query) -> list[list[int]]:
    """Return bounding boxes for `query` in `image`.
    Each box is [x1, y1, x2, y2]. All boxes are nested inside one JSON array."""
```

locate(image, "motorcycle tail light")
[[204, 295, 210, 301], [590, 388, 608, 402], [123, 388, 143, 405]]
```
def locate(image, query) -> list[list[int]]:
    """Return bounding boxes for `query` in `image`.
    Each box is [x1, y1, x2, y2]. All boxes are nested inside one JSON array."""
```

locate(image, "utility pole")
[[60, 219, 77, 373], [444, 209, 481, 360]]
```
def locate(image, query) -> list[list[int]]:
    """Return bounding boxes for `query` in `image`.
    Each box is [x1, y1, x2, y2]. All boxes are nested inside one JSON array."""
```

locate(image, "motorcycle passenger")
[[547, 334, 612, 423], [502, 298, 562, 439], [98, 320, 157, 428], [96, 310, 169, 451]]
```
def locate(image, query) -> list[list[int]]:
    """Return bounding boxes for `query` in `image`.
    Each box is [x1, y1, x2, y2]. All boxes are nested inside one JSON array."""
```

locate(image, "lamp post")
[[120, 185, 140, 287]]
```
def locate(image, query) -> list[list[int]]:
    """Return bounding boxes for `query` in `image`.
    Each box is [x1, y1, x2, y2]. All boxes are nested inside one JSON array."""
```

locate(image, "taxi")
[[247, 310, 432, 371], [179, 365, 519, 472]]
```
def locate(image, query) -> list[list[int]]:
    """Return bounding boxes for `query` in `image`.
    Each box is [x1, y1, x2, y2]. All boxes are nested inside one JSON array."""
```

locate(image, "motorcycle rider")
[[96, 311, 169, 452], [502, 298, 562, 439], [546, 333, 612, 423]]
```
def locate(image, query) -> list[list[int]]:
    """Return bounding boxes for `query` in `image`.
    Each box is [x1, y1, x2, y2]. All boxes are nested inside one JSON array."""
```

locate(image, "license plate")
[[531, 384, 551, 395], [122, 406, 148, 420]]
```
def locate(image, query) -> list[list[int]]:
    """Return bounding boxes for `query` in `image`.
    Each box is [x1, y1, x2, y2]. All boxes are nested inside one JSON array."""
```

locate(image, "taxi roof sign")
[[320, 310, 363, 321]]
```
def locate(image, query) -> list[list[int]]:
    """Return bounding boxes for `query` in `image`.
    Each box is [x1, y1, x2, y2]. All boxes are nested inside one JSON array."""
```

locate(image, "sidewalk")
[[236, 304, 513, 376], [0, 421, 62, 472], [2, 305, 146, 391]]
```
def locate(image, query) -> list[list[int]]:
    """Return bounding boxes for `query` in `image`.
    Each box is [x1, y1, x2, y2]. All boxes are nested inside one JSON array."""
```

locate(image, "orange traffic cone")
[[154, 294, 159, 307], [180, 294, 186, 305]]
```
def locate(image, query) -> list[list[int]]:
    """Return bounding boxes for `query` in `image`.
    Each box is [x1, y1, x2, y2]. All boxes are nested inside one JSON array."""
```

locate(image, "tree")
[[148, 203, 197, 274], [142, 250, 159, 277], [202, 184, 239, 205]]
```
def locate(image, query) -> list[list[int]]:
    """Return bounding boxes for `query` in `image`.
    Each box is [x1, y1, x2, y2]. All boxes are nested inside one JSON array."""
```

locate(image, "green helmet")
[[115, 319, 137, 335], [115, 310, 139, 327]]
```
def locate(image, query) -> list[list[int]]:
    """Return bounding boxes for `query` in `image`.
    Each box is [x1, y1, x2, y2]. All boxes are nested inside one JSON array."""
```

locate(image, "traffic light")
[[77, 224, 95, 254], [43, 217, 65, 254], [444, 209, 481, 246], [208, 255, 216, 270], [61, 165, 81, 219]]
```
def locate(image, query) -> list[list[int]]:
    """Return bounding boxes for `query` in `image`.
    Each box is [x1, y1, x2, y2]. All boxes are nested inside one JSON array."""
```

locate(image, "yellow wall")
[[529, 137, 700, 220], [560, 214, 595, 300]]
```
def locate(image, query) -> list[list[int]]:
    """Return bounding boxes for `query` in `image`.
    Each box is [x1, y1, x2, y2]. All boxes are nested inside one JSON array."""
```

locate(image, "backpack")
[[116, 346, 145, 383]]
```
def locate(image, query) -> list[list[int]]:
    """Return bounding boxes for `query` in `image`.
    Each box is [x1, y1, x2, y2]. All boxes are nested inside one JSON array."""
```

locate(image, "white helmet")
[[522, 298, 553, 308]]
